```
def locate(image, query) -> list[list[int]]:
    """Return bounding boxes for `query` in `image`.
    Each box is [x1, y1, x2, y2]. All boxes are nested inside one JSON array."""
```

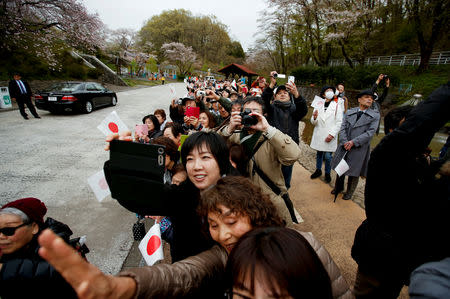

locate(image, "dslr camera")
[[175, 98, 183, 105], [240, 108, 258, 127]]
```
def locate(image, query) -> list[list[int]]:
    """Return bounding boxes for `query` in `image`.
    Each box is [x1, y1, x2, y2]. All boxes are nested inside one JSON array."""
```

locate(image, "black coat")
[[8, 79, 32, 100], [262, 86, 308, 144], [0, 218, 77, 299], [351, 82, 450, 283]]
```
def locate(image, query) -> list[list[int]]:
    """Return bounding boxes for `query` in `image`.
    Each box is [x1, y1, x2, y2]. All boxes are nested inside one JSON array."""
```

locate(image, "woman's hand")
[[325, 134, 334, 143], [104, 131, 133, 151], [38, 229, 136, 299], [313, 110, 318, 120], [189, 116, 199, 128]]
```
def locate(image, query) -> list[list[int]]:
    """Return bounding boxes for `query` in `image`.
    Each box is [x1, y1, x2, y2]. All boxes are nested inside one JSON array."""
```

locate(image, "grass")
[[121, 78, 172, 87]]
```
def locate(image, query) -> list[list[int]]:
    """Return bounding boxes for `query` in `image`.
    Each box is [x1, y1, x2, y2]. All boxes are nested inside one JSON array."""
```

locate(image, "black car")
[[35, 82, 117, 114]]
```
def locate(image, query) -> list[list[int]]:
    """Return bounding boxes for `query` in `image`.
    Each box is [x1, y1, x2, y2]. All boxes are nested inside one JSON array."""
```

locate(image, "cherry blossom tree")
[[0, 0, 103, 68], [161, 42, 197, 75]]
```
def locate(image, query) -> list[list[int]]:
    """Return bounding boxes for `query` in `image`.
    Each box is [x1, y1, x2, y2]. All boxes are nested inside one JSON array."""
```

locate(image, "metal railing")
[[329, 51, 450, 67]]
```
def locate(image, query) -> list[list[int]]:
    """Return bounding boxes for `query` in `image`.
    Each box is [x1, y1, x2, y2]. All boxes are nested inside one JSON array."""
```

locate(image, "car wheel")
[[111, 96, 117, 106], [84, 101, 93, 114]]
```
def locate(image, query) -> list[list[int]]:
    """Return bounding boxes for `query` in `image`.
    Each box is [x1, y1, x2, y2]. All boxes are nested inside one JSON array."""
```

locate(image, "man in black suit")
[[8, 72, 40, 119]]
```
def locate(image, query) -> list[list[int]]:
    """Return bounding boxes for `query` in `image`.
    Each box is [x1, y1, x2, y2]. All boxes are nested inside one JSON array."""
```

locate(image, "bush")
[[87, 68, 103, 79], [290, 64, 449, 101]]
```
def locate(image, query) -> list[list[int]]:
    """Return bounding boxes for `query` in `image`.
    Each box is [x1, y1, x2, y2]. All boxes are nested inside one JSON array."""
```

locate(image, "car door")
[[85, 83, 100, 107], [93, 83, 111, 105]]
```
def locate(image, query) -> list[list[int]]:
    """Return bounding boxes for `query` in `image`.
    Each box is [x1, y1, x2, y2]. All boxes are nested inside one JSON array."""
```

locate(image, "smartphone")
[[135, 124, 148, 136], [185, 106, 200, 119], [288, 76, 295, 84]]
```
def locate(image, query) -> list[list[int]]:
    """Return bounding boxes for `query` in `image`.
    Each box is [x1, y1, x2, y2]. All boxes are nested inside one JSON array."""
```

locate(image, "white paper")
[[139, 223, 164, 266], [277, 74, 286, 78], [311, 95, 325, 109], [334, 157, 350, 176], [97, 111, 129, 136], [169, 85, 176, 97], [87, 170, 111, 202]]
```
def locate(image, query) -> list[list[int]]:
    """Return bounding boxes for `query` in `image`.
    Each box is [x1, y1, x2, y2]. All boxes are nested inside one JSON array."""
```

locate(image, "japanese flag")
[[87, 170, 111, 202], [139, 223, 164, 266], [231, 79, 237, 91], [97, 111, 129, 136]]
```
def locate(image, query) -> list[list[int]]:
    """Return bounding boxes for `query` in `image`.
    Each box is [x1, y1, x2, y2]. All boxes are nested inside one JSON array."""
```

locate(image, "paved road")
[[0, 82, 185, 274]]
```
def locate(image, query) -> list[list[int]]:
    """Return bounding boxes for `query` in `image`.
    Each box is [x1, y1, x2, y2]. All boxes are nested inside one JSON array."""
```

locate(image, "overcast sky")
[[82, 0, 268, 51]]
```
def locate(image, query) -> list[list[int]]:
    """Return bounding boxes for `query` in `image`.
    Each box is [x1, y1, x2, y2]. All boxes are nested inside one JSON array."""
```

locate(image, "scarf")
[[273, 100, 292, 109]]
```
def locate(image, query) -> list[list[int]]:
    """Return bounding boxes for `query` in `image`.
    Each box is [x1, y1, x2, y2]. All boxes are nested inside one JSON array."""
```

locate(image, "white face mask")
[[325, 90, 334, 100]]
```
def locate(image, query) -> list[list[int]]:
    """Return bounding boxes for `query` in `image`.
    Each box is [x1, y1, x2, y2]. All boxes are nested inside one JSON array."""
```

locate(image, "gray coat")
[[331, 107, 380, 177]]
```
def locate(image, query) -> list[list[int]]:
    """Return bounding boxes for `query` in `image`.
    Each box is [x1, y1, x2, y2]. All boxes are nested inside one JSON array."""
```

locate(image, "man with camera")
[[261, 71, 308, 189], [370, 74, 390, 113], [218, 97, 301, 225]]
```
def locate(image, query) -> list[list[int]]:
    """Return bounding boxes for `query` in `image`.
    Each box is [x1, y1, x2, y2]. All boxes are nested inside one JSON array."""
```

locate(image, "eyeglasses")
[[0, 222, 30, 236]]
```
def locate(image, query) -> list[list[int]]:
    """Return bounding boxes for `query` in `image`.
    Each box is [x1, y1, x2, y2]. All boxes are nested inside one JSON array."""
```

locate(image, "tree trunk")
[[417, 47, 433, 73]]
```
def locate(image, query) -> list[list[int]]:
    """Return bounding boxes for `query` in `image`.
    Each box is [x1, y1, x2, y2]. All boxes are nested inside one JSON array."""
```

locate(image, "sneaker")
[[23, 116, 29, 120], [310, 169, 322, 179], [325, 173, 331, 183]]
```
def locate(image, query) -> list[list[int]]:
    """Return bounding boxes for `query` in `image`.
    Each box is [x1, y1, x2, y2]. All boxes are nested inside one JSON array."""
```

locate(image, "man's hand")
[[249, 111, 269, 133], [344, 140, 354, 151], [205, 90, 219, 101], [184, 116, 190, 126], [286, 82, 299, 98], [376, 74, 384, 85], [228, 111, 242, 133], [38, 229, 136, 299], [269, 71, 277, 88], [325, 134, 334, 143], [385, 78, 390, 88]]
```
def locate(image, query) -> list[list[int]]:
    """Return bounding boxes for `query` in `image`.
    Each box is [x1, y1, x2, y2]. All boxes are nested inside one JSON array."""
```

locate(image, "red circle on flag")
[[98, 177, 108, 190], [146, 235, 161, 256], [108, 122, 119, 133]]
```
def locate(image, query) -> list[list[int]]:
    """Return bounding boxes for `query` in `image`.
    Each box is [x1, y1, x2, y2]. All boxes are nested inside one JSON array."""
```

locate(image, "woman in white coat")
[[310, 86, 344, 182]]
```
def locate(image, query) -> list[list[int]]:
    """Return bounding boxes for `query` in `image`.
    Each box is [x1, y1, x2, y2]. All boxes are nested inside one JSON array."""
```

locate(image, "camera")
[[273, 73, 278, 78], [383, 75, 389, 80], [197, 90, 206, 97], [175, 98, 183, 105], [240, 108, 258, 127]]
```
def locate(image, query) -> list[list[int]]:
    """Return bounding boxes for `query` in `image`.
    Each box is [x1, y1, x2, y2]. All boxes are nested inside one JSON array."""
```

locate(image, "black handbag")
[[132, 219, 146, 241]]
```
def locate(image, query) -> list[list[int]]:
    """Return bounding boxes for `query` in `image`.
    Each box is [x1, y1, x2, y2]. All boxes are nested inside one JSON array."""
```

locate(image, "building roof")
[[217, 63, 258, 76]]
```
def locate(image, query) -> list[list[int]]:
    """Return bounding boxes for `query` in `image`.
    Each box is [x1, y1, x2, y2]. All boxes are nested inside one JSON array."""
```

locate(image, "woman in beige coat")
[[37, 177, 352, 299]]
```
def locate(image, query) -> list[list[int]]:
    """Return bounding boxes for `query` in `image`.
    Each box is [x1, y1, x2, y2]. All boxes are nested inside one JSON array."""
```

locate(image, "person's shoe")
[[343, 193, 353, 200], [325, 173, 331, 183], [310, 169, 322, 179], [23, 116, 29, 120], [331, 189, 336, 194], [34, 115, 41, 119]]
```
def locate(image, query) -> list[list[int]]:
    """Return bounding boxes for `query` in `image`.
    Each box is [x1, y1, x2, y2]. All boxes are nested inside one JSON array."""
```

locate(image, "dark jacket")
[[0, 218, 77, 299], [8, 79, 32, 100], [262, 86, 308, 144], [351, 82, 450, 283]]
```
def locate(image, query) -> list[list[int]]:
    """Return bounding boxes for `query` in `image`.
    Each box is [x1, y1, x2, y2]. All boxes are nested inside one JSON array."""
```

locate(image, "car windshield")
[[46, 83, 83, 92]]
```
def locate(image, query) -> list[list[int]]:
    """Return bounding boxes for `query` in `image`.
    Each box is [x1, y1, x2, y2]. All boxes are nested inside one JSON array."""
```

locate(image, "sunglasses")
[[0, 222, 30, 236]]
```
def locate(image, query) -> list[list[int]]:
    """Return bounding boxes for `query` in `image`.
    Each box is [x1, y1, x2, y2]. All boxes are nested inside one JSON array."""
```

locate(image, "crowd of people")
[[1, 72, 448, 299]]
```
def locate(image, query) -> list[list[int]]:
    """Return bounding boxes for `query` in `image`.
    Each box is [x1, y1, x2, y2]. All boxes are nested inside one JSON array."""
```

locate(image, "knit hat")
[[356, 89, 375, 99], [2, 197, 47, 224]]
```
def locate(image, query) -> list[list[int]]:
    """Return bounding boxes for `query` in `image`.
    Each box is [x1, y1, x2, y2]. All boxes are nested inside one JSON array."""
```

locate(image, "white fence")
[[329, 51, 450, 67]]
